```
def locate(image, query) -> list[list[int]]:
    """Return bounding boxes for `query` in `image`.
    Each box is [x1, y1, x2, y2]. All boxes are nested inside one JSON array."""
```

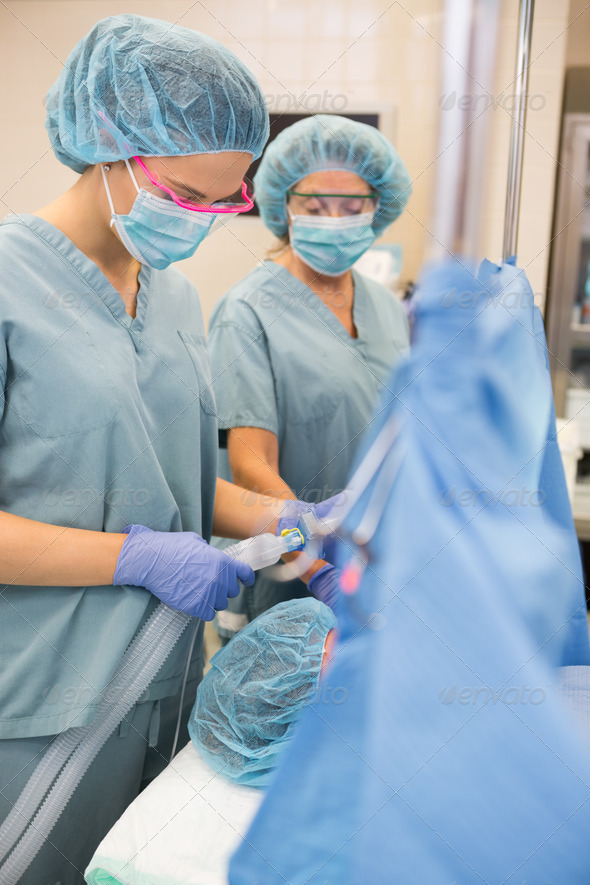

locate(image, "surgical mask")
[[288, 211, 376, 277], [101, 160, 217, 270]]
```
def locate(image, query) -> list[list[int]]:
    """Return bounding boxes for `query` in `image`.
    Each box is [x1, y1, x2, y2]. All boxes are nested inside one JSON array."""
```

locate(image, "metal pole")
[[502, 0, 535, 262]]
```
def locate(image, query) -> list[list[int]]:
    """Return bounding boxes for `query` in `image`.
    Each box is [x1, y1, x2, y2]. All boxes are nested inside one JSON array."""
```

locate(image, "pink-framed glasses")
[[133, 156, 255, 214]]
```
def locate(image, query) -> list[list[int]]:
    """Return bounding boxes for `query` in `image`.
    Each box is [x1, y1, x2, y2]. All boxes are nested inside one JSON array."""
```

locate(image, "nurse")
[[209, 115, 412, 627], [0, 14, 290, 884]]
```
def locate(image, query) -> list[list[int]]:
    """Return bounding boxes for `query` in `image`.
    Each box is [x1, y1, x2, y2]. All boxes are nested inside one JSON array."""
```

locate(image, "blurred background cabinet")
[[546, 69, 590, 543]]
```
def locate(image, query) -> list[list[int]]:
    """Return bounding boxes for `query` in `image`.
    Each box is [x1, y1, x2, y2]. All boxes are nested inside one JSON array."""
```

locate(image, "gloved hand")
[[277, 493, 347, 563], [307, 564, 342, 614], [113, 525, 255, 620]]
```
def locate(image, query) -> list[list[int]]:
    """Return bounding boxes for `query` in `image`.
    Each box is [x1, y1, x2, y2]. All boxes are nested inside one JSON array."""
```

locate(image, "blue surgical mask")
[[101, 160, 217, 270], [288, 210, 376, 277]]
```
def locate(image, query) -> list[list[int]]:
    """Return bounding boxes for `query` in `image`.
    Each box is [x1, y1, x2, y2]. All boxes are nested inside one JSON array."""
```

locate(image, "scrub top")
[[0, 214, 218, 739], [208, 260, 409, 615], [210, 260, 409, 499]]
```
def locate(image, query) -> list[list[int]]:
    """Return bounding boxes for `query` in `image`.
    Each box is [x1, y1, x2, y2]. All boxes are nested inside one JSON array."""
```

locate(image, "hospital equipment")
[[542, 72, 590, 460], [555, 417, 583, 505], [502, 0, 535, 262], [273, 495, 346, 576], [0, 603, 191, 885], [352, 243, 403, 292], [276, 493, 346, 537], [224, 528, 304, 571], [253, 114, 412, 237], [0, 525, 310, 883], [45, 14, 269, 173]]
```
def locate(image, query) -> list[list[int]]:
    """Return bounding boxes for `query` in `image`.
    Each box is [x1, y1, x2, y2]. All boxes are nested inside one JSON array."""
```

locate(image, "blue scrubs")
[[0, 214, 217, 880], [208, 260, 409, 620]]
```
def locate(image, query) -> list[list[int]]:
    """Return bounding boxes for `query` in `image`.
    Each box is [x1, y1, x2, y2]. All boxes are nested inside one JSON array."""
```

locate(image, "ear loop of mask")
[[101, 161, 140, 228]]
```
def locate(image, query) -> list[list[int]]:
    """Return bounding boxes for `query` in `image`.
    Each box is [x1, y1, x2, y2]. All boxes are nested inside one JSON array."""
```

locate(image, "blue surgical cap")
[[189, 598, 337, 788], [253, 114, 412, 237], [45, 14, 270, 173]]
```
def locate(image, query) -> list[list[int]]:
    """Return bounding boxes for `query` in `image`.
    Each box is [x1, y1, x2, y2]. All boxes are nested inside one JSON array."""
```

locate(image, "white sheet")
[[84, 742, 263, 885]]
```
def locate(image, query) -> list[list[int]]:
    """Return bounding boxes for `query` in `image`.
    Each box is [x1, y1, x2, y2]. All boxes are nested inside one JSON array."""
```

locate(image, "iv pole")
[[503, 0, 535, 262]]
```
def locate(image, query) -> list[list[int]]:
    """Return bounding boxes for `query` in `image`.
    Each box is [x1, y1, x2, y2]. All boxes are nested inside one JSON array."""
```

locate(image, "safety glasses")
[[133, 157, 255, 214], [286, 190, 378, 218]]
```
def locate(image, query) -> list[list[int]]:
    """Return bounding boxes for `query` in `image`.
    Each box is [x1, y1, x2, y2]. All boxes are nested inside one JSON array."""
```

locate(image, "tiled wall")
[[0, 0, 575, 323]]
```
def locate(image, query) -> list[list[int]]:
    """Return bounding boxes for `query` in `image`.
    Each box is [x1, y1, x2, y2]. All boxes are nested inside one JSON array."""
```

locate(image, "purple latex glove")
[[277, 493, 347, 564], [307, 564, 342, 613], [113, 525, 255, 620]]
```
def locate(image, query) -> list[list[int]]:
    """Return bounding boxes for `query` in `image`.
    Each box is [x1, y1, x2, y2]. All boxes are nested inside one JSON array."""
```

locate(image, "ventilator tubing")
[[0, 726, 87, 864], [0, 602, 171, 865], [0, 603, 191, 885]]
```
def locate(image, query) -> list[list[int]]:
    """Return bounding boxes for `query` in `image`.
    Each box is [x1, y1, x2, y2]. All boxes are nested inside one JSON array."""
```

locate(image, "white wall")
[[0, 0, 575, 325]]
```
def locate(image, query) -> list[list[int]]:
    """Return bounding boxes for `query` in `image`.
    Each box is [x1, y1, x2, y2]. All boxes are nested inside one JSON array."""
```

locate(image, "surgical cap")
[[45, 14, 269, 173], [253, 114, 412, 237], [189, 598, 336, 788]]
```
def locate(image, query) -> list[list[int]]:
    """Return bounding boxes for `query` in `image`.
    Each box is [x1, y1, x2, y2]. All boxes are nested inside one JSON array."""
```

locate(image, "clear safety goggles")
[[286, 190, 378, 218], [133, 156, 255, 214]]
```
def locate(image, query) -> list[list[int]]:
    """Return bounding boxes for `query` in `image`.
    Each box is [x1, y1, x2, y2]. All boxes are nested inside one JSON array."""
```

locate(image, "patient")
[[189, 598, 337, 787]]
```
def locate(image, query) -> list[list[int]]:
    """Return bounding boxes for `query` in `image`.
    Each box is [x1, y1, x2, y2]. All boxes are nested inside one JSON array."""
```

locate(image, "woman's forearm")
[[234, 458, 294, 503], [229, 449, 294, 501], [226, 427, 294, 502], [0, 510, 126, 586], [212, 477, 288, 539]]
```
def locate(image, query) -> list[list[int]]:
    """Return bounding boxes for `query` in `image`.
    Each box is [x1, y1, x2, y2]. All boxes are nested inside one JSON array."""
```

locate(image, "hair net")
[[253, 114, 412, 237], [189, 598, 336, 788], [45, 14, 270, 173]]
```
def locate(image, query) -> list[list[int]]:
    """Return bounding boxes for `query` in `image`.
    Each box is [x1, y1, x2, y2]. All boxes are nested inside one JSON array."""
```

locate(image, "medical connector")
[[297, 510, 340, 547], [224, 528, 304, 571]]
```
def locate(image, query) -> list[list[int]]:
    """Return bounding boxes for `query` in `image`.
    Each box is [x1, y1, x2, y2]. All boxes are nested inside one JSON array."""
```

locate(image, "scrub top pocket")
[[178, 331, 217, 417]]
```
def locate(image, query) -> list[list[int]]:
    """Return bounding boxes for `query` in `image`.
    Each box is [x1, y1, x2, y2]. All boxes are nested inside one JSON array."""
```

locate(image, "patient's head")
[[189, 598, 337, 787]]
